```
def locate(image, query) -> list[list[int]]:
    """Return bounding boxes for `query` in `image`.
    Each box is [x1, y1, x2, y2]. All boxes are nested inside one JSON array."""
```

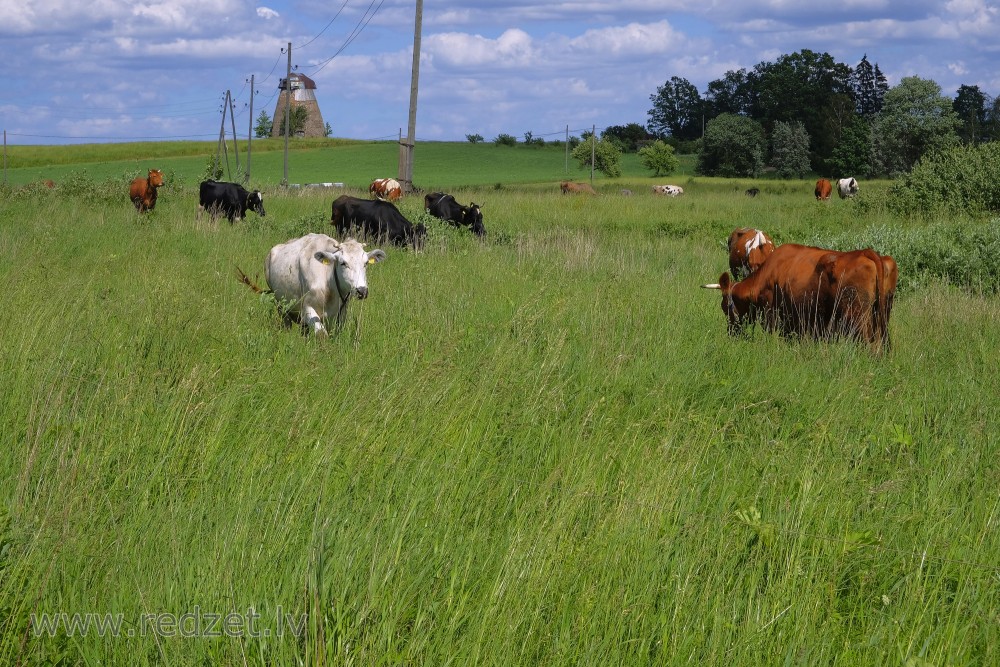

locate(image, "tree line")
[[642, 49, 1000, 178]]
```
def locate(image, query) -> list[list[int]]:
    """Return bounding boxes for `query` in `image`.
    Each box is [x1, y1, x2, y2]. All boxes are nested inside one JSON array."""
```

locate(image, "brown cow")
[[129, 169, 165, 212], [814, 178, 832, 201], [727, 227, 775, 279], [560, 181, 597, 195], [702, 243, 896, 352], [369, 178, 402, 201]]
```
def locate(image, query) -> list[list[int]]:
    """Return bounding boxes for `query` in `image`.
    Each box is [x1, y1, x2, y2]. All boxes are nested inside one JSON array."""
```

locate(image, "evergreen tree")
[[254, 110, 272, 138], [851, 55, 881, 117], [954, 84, 988, 144], [771, 121, 811, 179], [874, 64, 889, 113]]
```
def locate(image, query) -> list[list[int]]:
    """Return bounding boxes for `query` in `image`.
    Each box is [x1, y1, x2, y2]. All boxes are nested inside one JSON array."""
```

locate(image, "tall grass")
[[1, 169, 999, 665]]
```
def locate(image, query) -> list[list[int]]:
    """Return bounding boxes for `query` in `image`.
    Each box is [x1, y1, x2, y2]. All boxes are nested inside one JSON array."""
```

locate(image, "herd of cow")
[[128, 168, 895, 349]]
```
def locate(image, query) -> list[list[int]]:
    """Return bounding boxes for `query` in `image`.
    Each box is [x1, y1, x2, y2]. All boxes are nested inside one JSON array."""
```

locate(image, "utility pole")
[[590, 124, 595, 185], [228, 90, 241, 178], [397, 0, 422, 192], [246, 75, 254, 184], [564, 125, 569, 174], [282, 42, 291, 187]]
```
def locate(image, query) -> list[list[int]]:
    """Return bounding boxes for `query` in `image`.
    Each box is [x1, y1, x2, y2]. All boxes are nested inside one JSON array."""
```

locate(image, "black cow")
[[424, 192, 485, 236], [331, 195, 425, 249], [745, 187, 760, 198], [198, 180, 266, 223]]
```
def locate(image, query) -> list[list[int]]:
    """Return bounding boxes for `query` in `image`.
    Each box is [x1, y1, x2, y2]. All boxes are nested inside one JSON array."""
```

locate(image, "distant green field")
[[1, 143, 998, 666], [2, 138, 702, 191]]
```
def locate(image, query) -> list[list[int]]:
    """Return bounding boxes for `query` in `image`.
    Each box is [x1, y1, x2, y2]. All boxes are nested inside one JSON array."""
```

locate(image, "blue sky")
[[1, 0, 999, 145]]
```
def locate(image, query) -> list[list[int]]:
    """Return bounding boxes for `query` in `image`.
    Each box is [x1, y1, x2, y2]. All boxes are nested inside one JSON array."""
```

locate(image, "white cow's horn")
[[701, 283, 722, 290]]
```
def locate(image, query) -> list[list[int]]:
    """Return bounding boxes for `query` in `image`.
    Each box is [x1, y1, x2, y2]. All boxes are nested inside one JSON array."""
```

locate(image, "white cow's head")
[[314, 239, 385, 300]]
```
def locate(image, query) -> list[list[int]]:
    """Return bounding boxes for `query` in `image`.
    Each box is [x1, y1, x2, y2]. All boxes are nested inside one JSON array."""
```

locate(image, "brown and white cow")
[[653, 184, 684, 196], [702, 243, 897, 352], [727, 227, 775, 279], [129, 169, 165, 212], [369, 178, 402, 201], [814, 178, 832, 201], [560, 181, 597, 195]]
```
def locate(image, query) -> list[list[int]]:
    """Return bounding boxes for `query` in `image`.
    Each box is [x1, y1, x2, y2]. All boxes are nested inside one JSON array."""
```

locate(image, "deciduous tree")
[[648, 76, 703, 140], [696, 113, 765, 177]]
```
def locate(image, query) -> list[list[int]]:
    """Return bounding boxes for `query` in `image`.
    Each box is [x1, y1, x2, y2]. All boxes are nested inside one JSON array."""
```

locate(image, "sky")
[[1, 0, 999, 146]]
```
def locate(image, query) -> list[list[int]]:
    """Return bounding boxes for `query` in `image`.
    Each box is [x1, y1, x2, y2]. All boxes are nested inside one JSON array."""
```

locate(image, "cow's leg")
[[300, 303, 328, 336]]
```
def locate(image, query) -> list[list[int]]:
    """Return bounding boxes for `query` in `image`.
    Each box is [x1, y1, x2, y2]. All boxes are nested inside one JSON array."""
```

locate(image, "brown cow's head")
[[148, 169, 164, 188], [703, 272, 756, 336]]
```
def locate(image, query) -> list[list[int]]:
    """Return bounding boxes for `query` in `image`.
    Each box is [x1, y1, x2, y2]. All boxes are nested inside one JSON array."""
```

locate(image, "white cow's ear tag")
[[321, 257, 332, 265], [367, 258, 376, 265]]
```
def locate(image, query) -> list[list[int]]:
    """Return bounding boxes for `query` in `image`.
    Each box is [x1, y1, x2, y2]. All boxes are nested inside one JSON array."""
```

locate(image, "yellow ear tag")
[[321, 257, 331, 265], [367, 258, 376, 265]]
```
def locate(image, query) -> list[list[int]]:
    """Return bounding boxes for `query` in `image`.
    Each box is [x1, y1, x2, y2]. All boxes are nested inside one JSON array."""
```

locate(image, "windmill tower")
[[271, 72, 326, 138]]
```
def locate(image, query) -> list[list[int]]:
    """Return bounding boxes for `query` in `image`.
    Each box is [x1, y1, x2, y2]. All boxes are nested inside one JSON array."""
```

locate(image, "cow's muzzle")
[[355, 286, 369, 300]]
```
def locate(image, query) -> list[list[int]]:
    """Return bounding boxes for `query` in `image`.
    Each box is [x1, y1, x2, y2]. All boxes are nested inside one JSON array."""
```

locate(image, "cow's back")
[[265, 233, 334, 309]]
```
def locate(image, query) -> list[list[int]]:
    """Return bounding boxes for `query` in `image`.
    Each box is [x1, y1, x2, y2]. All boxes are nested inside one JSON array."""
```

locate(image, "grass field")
[[1, 142, 999, 666]]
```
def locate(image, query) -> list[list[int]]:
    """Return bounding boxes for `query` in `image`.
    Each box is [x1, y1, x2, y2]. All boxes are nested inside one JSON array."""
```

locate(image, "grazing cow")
[[621, 189, 633, 196], [42, 179, 56, 189], [727, 227, 775, 278], [198, 180, 266, 223], [129, 169, 165, 212], [814, 179, 833, 201], [369, 178, 402, 201], [331, 195, 425, 249], [237, 233, 386, 335], [745, 187, 760, 198], [701, 243, 896, 352], [560, 181, 597, 195], [838, 177, 860, 199], [653, 184, 684, 196], [424, 192, 485, 236]]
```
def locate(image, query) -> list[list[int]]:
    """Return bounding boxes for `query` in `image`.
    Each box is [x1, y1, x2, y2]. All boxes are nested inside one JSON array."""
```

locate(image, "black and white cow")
[[199, 180, 266, 223], [331, 195, 425, 249], [424, 192, 485, 236]]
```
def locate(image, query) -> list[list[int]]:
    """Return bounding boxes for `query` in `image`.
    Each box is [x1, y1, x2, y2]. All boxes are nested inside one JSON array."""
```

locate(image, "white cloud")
[[257, 6, 279, 19]]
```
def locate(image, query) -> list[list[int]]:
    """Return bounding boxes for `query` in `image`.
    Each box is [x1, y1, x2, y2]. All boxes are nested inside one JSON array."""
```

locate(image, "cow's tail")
[[235, 266, 266, 294], [863, 249, 889, 353]]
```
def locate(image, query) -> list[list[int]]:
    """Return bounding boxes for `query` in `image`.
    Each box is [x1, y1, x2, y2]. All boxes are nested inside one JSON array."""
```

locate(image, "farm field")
[[1, 142, 999, 666]]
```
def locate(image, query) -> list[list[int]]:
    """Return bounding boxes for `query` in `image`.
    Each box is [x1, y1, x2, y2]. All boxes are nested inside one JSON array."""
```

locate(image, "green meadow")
[[1, 141, 998, 666]]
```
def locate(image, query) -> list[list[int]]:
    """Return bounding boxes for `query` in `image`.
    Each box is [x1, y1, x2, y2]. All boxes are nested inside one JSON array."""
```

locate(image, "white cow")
[[653, 184, 684, 196], [837, 177, 860, 199], [264, 233, 385, 335]]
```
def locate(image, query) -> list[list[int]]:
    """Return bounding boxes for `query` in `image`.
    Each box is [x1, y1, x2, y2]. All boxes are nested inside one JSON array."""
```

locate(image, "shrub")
[[887, 142, 1000, 216], [493, 133, 517, 147], [466, 133, 484, 144], [638, 140, 680, 177], [571, 137, 623, 178], [810, 219, 1000, 293]]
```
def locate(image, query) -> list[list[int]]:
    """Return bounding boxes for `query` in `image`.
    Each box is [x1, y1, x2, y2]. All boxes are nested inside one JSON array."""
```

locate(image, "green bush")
[[887, 142, 1000, 216], [493, 133, 517, 147], [638, 140, 680, 177], [811, 219, 1000, 293]]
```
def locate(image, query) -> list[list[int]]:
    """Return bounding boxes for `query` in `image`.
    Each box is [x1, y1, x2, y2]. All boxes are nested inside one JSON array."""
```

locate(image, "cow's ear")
[[367, 249, 386, 264], [314, 251, 339, 265]]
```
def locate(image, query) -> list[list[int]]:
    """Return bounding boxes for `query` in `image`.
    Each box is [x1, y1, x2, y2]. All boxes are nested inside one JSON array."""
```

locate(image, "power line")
[[306, 0, 386, 77], [294, 0, 351, 50]]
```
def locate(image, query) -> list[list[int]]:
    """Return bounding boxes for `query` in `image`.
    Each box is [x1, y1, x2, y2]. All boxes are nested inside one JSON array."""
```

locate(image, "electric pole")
[[398, 0, 422, 192], [282, 42, 291, 187]]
